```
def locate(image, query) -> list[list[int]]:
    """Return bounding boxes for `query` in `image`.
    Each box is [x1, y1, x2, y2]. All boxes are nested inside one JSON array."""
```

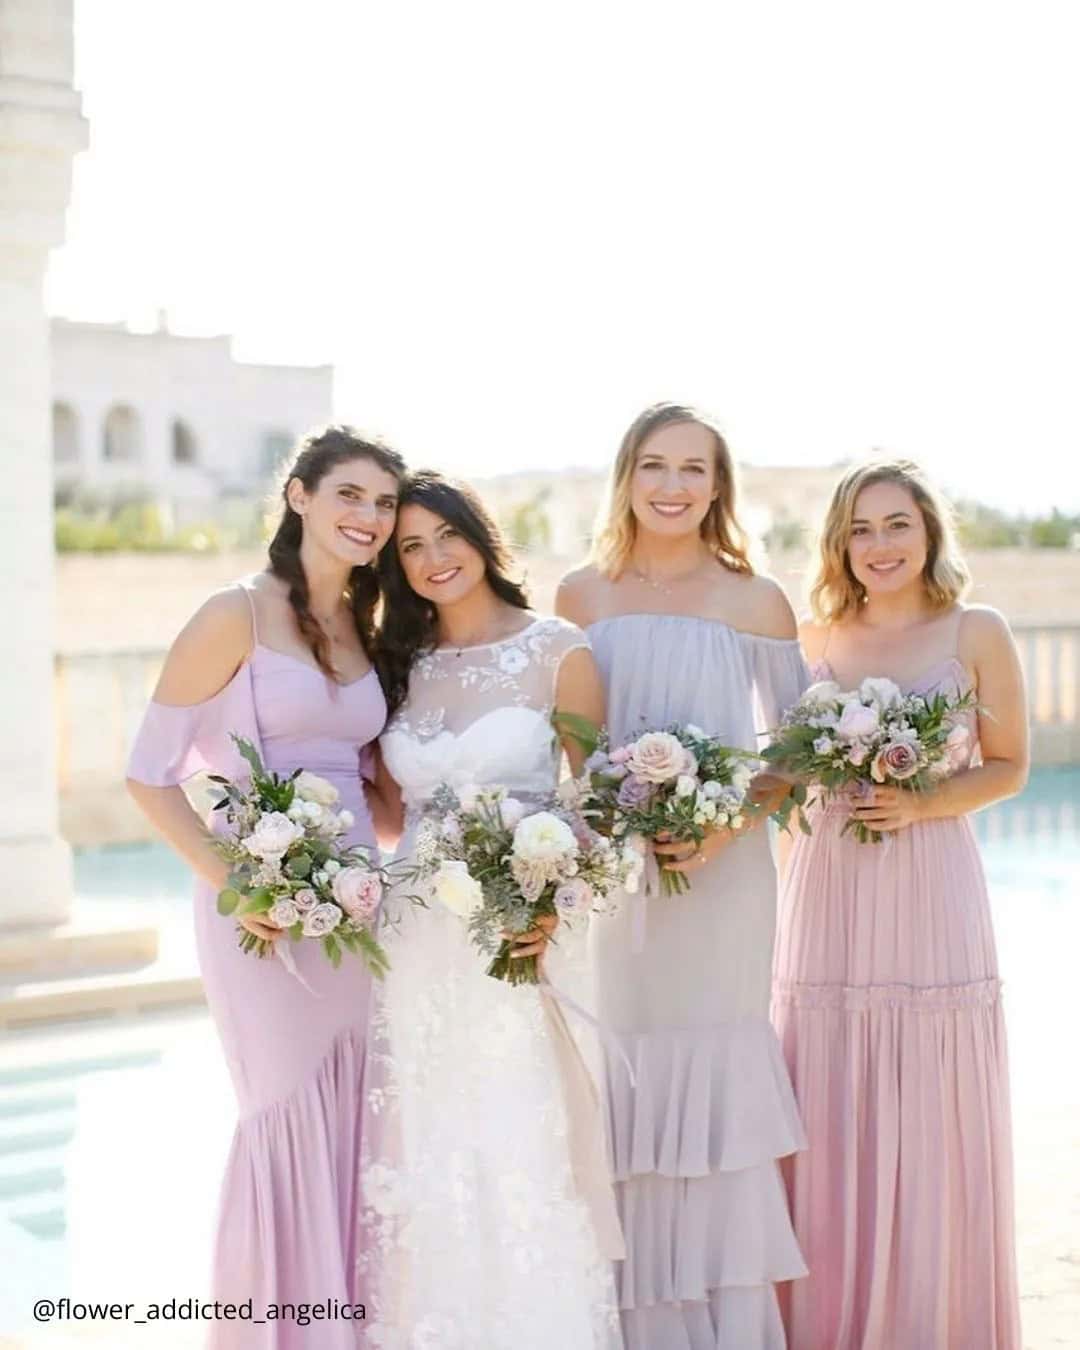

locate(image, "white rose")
[[859, 676, 903, 710], [837, 699, 881, 740], [287, 802, 307, 822], [730, 813, 745, 830], [292, 888, 318, 913], [301, 901, 343, 937], [675, 774, 697, 798], [268, 898, 300, 928], [337, 809, 355, 832], [294, 771, 340, 806], [323, 859, 342, 876], [244, 812, 304, 860], [702, 780, 723, 799], [693, 811, 707, 825], [511, 812, 578, 864], [433, 860, 485, 918], [802, 680, 842, 706], [700, 799, 718, 821]]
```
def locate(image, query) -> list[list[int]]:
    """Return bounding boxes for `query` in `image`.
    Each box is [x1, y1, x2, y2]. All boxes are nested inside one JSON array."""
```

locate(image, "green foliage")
[[504, 490, 552, 551], [54, 492, 263, 554], [956, 500, 1080, 549]]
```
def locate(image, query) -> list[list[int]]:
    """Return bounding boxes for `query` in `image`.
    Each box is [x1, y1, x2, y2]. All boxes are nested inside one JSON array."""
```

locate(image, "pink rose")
[[292, 887, 318, 913], [625, 732, 696, 784], [332, 867, 383, 924], [846, 742, 870, 768], [871, 739, 920, 783], [837, 700, 880, 740], [609, 746, 631, 765]]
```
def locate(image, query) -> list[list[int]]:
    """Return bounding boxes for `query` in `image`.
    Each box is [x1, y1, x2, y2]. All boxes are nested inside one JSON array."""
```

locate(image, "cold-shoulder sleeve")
[[126, 666, 254, 787], [746, 635, 810, 738]]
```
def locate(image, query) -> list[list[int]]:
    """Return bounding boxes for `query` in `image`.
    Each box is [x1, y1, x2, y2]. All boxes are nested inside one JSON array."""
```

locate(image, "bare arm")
[[554, 645, 606, 776], [126, 589, 256, 904], [364, 742, 405, 853], [853, 608, 1029, 832], [920, 608, 1029, 816]]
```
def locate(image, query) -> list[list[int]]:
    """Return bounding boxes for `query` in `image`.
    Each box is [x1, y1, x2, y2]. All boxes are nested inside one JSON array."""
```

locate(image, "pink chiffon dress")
[[126, 583, 386, 1348], [771, 656, 1021, 1350]]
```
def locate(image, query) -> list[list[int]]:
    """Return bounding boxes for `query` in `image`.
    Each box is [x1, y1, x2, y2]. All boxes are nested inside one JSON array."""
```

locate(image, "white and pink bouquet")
[[566, 720, 758, 896], [209, 735, 389, 975], [411, 782, 642, 985], [761, 677, 978, 842]]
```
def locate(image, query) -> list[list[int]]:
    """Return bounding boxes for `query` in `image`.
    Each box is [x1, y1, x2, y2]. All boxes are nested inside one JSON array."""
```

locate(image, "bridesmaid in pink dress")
[[772, 459, 1028, 1350], [126, 426, 405, 1348]]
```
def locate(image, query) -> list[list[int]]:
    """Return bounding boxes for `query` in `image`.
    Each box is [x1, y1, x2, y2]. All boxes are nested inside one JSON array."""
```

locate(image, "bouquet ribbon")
[[275, 940, 320, 996], [540, 974, 636, 1087], [629, 834, 662, 955]]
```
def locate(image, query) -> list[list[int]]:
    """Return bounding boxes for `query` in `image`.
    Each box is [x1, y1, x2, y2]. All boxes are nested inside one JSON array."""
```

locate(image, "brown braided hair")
[[267, 425, 407, 678]]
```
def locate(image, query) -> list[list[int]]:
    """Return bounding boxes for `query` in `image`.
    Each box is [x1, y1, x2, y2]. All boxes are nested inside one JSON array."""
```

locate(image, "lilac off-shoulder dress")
[[127, 584, 386, 1348]]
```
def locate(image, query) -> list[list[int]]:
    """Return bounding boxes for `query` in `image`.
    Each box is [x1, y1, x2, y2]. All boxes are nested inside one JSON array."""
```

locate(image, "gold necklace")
[[628, 559, 708, 597]]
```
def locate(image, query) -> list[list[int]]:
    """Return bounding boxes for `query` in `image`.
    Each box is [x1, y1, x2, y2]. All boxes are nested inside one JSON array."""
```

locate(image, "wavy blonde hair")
[[590, 403, 753, 578], [810, 458, 970, 623]]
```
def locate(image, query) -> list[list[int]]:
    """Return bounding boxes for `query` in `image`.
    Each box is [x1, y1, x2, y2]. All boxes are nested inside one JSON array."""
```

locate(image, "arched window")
[[103, 404, 143, 462], [172, 419, 198, 465], [52, 402, 79, 466]]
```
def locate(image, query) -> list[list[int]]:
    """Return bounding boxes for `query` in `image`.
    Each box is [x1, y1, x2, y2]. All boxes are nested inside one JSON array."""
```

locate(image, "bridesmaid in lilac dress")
[[559, 404, 808, 1350], [772, 459, 1028, 1349], [127, 426, 405, 1348]]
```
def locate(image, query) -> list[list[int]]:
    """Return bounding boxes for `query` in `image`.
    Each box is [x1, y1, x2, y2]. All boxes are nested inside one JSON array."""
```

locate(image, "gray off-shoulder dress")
[[586, 613, 809, 1350]]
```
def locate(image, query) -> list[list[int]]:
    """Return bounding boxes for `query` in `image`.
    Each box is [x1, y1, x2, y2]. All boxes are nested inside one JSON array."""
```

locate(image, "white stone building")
[[50, 316, 333, 509]]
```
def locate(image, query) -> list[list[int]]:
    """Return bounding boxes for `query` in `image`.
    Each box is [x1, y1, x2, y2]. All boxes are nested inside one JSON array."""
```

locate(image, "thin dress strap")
[[236, 579, 259, 646]]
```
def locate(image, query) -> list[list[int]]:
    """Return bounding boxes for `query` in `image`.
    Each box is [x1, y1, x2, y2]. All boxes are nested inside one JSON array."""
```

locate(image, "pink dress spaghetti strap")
[[771, 657, 1021, 1350], [127, 585, 387, 1348]]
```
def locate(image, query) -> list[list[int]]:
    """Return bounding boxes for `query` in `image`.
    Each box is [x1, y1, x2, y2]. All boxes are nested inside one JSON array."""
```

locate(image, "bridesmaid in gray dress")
[[557, 403, 808, 1350]]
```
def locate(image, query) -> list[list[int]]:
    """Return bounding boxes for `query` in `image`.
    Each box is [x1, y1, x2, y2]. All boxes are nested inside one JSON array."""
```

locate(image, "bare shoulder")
[[554, 562, 605, 628], [957, 604, 1015, 659], [731, 572, 798, 640], [155, 585, 253, 704], [797, 616, 829, 662]]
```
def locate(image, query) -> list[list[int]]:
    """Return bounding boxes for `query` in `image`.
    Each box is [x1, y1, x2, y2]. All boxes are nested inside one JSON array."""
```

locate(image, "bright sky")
[[46, 0, 1080, 513]]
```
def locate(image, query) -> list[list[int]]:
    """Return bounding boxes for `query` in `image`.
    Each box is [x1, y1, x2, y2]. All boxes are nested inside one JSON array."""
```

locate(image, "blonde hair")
[[590, 403, 753, 578], [810, 458, 970, 624]]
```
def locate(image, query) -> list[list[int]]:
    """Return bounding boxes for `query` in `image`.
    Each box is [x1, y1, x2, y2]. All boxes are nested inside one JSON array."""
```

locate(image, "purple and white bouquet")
[[411, 782, 642, 985], [761, 677, 977, 842], [573, 724, 758, 896], [209, 736, 389, 975]]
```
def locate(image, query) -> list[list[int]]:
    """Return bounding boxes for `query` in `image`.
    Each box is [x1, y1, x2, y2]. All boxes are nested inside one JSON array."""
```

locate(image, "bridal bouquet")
[[563, 718, 758, 896], [761, 677, 977, 842], [413, 782, 642, 985], [209, 735, 390, 975]]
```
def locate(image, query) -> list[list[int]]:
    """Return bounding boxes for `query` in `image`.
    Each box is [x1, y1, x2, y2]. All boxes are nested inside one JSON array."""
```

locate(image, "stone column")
[[0, 1, 87, 925]]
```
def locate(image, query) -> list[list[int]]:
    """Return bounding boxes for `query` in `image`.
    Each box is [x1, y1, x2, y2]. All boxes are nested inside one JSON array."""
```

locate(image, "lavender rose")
[[617, 774, 654, 808], [871, 739, 921, 783], [553, 878, 594, 917]]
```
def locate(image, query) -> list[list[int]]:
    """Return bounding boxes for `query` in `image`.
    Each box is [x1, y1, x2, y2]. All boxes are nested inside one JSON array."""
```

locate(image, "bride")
[[358, 471, 624, 1349]]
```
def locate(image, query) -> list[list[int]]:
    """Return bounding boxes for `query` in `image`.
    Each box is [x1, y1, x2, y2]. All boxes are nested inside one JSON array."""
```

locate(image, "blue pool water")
[[1, 768, 1077, 1340]]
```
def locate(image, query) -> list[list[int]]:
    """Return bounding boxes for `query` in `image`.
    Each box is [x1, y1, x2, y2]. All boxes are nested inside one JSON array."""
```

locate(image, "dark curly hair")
[[267, 425, 407, 678], [375, 471, 530, 715]]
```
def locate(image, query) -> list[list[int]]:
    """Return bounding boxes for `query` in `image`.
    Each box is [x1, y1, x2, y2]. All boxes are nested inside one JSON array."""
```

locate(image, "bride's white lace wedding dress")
[[358, 616, 623, 1350]]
